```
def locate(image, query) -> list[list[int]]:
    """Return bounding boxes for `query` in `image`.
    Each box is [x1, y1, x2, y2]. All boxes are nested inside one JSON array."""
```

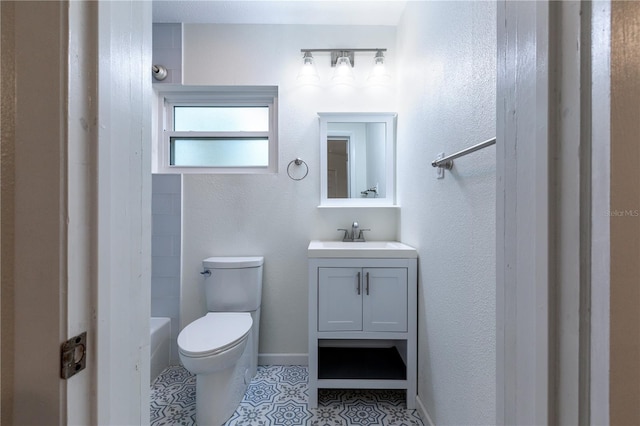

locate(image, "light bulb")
[[332, 54, 355, 84], [367, 51, 390, 85], [296, 52, 320, 84]]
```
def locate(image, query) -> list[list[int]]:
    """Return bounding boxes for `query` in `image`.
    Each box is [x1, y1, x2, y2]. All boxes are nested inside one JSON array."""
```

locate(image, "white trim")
[[316, 205, 400, 209], [589, 2, 610, 424], [96, 2, 152, 424], [415, 394, 436, 426], [258, 353, 308, 366], [497, 1, 553, 424], [67, 2, 98, 423], [551, 1, 593, 423], [498, 1, 598, 424]]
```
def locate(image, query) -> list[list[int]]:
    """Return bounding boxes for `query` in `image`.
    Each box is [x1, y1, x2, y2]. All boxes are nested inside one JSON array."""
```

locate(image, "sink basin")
[[308, 240, 418, 259]]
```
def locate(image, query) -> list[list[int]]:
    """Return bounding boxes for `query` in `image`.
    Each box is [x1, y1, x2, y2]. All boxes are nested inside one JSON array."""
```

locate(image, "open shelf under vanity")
[[318, 346, 407, 381]]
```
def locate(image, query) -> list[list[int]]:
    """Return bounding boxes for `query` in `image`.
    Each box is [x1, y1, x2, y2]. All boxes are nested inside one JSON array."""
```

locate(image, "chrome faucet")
[[337, 221, 370, 242], [351, 221, 360, 240]]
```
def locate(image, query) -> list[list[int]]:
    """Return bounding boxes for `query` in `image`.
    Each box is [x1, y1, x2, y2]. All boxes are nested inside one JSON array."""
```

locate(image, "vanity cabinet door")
[[362, 268, 408, 332], [318, 268, 363, 331]]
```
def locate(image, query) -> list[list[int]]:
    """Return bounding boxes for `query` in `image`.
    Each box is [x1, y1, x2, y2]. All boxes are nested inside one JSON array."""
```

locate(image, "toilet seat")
[[178, 312, 252, 358]]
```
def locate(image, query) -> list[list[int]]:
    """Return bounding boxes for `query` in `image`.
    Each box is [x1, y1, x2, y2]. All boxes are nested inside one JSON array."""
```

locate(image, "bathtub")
[[150, 317, 171, 384]]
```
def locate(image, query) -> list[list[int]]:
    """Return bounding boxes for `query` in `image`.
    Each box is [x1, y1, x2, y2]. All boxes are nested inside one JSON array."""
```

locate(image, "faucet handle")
[[355, 228, 370, 241], [337, 229, 350, 241]]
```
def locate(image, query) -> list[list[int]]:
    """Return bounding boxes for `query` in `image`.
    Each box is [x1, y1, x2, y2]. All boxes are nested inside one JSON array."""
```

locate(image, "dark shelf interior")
[[318, 346, 406, 380]]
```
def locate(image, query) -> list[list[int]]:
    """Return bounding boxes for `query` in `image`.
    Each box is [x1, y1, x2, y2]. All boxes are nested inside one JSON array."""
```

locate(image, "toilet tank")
[[202, 256, 264, 312]]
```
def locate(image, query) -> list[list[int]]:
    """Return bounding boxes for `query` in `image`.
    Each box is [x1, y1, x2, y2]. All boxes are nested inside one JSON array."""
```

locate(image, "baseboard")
[[258, 353, 308, 366], [415, 394, 435, 426]]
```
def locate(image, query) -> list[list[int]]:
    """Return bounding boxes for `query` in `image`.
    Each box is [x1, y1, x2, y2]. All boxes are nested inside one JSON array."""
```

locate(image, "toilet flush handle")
[[200, 270, 211, 277]]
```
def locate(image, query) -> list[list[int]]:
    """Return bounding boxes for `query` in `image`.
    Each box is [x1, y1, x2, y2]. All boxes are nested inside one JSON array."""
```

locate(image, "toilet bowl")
[[177, 256, 263, 425], [178, 312, 253, 425]]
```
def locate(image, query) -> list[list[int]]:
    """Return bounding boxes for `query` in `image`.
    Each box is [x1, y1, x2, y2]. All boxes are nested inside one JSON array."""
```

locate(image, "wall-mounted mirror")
[[319, 112, 396, 207]]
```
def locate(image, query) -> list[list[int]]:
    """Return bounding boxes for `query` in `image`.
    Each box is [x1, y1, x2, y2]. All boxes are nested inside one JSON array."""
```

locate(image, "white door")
[[362, 268, 408, 332], [318, 268, 363, 331]]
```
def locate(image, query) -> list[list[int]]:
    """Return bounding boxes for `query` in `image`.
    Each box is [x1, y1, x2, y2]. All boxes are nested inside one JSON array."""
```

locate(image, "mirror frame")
[[318, 112, 397, 207]]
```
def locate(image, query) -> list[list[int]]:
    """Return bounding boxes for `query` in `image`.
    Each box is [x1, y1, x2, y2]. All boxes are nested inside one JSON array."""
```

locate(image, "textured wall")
[[395, 2, 496, 424], [180, 24, 399, 357]]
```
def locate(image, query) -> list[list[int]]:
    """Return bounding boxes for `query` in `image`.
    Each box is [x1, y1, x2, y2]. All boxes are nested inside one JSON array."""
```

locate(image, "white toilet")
[[178, 256, 263, 425]]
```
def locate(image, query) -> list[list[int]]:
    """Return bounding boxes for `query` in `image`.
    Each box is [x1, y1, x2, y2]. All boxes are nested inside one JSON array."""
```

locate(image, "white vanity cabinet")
[[308, 255, 417, 409]]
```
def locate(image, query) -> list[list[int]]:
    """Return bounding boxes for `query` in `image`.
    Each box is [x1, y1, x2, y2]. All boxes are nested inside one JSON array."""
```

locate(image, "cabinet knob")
[[366, 272, 370, 295], [356, 271, 361, 295]]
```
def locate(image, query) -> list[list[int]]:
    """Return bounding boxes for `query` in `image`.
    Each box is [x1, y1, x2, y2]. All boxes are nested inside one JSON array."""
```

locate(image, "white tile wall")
[[152, 23, 182, 84], [152, 174, 182, 363]]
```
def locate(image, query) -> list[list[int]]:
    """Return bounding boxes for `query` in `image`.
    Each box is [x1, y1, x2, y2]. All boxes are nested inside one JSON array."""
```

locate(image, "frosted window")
[[156, 86, 277, 173], [170, 138, 269, 167], [173, 107, 269, 132]]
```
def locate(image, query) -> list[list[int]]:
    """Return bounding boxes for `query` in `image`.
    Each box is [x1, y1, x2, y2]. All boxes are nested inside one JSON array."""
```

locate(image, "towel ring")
[[287, 158, 309, 181]]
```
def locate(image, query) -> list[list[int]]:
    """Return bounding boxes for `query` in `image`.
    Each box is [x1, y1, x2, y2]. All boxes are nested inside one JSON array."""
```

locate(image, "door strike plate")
[[61, 331, 87, 379]]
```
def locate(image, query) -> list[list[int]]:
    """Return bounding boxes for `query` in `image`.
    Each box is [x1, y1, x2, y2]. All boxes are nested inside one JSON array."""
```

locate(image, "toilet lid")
[[178, 312, 252, 358], [203, 256, 264, 269]]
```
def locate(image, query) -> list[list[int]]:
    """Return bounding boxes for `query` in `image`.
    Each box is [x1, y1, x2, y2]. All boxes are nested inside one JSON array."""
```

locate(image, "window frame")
[[154, 86, 278, 174]]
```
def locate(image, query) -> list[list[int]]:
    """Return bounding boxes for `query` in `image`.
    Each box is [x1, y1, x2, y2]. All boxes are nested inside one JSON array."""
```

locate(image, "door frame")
[[496, 1, 607, 424]]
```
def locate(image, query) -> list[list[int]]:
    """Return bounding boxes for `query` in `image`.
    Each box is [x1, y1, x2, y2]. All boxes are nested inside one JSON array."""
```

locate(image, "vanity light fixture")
[[298, 48, 388, 84]]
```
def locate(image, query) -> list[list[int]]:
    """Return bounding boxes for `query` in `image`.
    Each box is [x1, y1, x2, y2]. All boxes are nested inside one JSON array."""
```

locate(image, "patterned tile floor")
[[150, 365, 424, 426]]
